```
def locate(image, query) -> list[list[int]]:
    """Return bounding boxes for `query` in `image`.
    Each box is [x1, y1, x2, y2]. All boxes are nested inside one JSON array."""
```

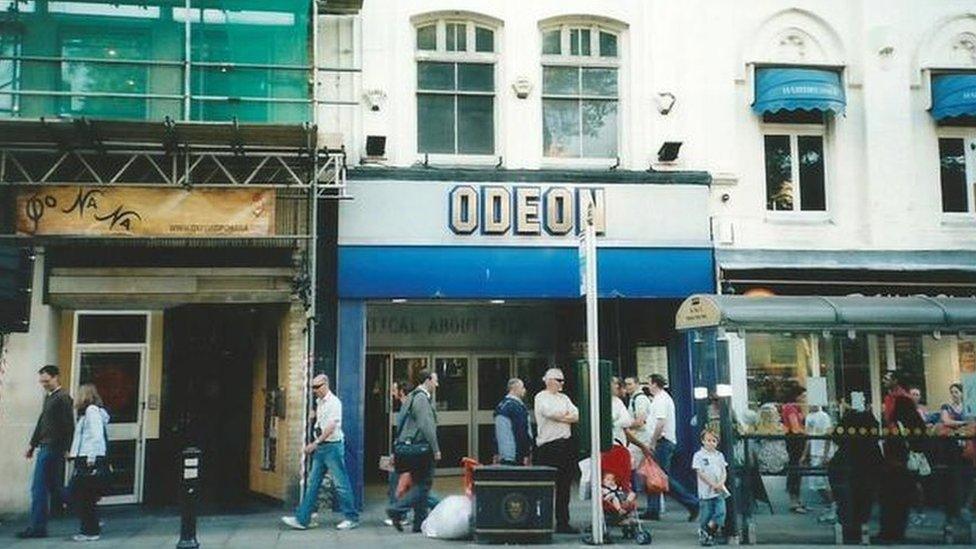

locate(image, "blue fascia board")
[[338, 245, 715, 299]]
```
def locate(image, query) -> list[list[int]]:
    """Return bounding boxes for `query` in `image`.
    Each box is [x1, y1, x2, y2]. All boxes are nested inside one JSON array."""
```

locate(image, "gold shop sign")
[[16, 186, 275, 237]]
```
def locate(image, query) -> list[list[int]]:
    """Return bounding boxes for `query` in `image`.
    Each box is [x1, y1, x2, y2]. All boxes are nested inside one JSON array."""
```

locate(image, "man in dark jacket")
[[494, 378, 532, 465], [18, 365, 74, 539], [387, 369, 440, 533]]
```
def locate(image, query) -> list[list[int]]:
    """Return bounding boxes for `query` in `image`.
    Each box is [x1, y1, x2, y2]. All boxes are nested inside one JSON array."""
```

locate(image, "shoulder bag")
[[393, 393, 433, 473]]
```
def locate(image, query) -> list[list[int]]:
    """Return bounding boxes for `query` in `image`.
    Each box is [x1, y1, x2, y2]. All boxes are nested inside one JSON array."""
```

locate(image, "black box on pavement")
[[472, 465, 557, 544]]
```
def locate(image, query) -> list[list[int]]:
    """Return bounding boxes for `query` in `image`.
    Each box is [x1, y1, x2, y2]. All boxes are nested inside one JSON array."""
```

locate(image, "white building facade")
[[319, 0, 976, 512], [322, 0, 976, 258]]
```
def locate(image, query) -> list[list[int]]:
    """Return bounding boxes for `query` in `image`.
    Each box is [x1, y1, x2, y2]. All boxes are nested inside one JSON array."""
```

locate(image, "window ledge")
[[541, 157, 619, 170], [418, 154, 501, 168], [764, 211, 833, 225], [940, 214, 976, 227]]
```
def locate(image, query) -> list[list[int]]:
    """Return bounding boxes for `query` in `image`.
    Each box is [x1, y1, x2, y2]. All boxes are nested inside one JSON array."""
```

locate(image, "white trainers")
[[72, 534, 100, 542], [336, 520, 359, 530], [383, 518, 394, 526], [280, 516, 307, 530]]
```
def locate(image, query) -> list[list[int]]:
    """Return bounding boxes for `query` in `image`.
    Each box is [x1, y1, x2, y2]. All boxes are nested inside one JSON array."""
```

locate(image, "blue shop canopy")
[[931, 73, 976, 121], [752, 67, 846, 115]]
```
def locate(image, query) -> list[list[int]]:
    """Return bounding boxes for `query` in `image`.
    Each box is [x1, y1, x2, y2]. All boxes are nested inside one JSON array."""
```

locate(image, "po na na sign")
[[449, 185, 606, 236]]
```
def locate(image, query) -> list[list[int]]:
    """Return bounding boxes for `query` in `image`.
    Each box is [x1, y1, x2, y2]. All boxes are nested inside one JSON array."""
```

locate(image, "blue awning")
[[931, 74, 976, 121], [752, 68, 846, 115]]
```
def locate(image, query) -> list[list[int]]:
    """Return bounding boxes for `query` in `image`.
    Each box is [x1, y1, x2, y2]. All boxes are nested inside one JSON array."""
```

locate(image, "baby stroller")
[[601, 444, 652, 545]]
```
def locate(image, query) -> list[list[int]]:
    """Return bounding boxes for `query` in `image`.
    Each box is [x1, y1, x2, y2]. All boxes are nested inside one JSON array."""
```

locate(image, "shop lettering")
[[449, 186, 606, 236], [24, 187, 142, 233], [367, 315, 527, 337]]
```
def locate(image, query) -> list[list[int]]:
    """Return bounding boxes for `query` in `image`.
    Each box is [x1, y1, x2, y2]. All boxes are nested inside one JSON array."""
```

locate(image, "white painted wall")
[[322, 0, 976, 254], [0, 250, 59, 516]]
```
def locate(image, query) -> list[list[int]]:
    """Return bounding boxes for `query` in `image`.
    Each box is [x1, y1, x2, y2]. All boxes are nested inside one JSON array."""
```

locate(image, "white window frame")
[[540, 23, 621, 166], [70, 310, 151, 505], [413, 17, 499, 165], [936, 129, 976, 222], [761, 123, 831, 222]]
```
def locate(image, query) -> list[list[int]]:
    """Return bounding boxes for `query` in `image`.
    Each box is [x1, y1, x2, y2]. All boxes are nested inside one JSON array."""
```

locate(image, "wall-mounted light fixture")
[[365, 135, 386, 158], [656, 92, 676, 115], [657, 141, 682, 162], [363, 89, 387, 112], [512, 77, 533, 99]]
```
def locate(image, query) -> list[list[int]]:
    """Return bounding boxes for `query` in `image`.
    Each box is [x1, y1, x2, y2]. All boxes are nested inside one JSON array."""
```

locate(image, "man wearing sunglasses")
[[534, 368, 580, 534], [282, 374, 359, 531]]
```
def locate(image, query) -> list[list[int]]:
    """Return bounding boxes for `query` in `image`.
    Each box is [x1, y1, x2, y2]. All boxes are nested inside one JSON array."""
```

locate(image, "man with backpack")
[[387, 369, 441, 533]]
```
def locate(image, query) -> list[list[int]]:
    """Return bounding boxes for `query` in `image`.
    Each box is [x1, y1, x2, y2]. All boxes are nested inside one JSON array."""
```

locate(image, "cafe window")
[[744, 332, 876, 425], [415, 17, 497, 156]]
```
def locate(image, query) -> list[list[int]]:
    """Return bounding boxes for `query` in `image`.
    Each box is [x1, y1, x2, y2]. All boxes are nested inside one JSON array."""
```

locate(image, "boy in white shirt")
[[692, 430, 729, 546]]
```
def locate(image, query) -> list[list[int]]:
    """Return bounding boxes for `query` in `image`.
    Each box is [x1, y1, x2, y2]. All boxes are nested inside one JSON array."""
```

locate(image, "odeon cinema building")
[[334, 167, 715, 500]]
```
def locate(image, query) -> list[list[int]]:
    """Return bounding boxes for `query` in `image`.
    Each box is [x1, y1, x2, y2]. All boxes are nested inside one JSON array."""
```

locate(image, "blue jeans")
[[29, 446, 63, 532], [296, 441, 359, 525], [646, 439, 699, 515], [387, 469, 440, 509], [387, 464, 434, 531], [699, 497, 726, 531]]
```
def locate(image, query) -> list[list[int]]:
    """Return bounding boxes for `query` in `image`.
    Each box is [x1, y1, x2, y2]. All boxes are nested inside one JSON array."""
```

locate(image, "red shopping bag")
[[639, 455, 669, 494]]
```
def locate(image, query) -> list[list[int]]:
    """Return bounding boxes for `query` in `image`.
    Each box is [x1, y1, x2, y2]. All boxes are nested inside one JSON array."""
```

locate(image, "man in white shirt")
[[645, 374, 699, 521], [610, 376, 634, 444], [283, 374, 359, 531], [534, 368, 580, 533]]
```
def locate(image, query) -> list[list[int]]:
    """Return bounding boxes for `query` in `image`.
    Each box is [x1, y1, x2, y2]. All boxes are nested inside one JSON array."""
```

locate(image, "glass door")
[[432, 356, 469, 473], [72, 312, 150, 505], [474, 357, 512, 463], [388, 354, 429, 466]]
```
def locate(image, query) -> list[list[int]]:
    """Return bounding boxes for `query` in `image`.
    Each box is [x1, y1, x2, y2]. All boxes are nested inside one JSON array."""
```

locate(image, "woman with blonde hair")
[[68, 383, 110, 542]]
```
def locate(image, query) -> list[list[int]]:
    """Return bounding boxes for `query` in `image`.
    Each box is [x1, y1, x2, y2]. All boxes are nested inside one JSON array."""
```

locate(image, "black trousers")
[[829, 465, 877, 542], [878, 462, 913, 542], [785, 437, 804, 499], [535, 438, 576, 528], [71, 468, 101, 536]]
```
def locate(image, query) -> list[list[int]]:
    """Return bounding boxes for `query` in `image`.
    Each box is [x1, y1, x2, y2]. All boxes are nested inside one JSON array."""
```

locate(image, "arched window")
[[540, 21, 621, 159], [413, 15, 499, 156]]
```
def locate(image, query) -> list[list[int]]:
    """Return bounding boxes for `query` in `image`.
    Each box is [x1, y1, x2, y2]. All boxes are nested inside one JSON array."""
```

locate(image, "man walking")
[[387, 369, 441, 533], [494, 378, 532, 465], [644, 374, 699, 521], [534, 368, 580, 533], [18, 365, 74, 539], [282, 374, 359, 531], [623, 376, 656, 507]]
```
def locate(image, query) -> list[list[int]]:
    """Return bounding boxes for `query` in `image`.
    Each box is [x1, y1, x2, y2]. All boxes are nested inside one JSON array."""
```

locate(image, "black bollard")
[[177, 447, 201, 549]]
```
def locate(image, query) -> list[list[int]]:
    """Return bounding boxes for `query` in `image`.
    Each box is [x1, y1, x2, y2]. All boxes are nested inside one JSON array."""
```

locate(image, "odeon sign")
[[448, 185, 606, 236]]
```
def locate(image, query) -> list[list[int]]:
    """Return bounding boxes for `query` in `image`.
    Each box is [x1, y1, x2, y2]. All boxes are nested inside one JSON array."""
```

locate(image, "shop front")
[[0, 119, 330, 510], [336, 168, 715, 505], [676, 294, 976, 545]]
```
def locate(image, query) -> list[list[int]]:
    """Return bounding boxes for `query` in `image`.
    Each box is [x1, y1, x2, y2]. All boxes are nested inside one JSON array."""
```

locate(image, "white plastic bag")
[[421, 495, 472, 539], [578, 458, 591, 500]]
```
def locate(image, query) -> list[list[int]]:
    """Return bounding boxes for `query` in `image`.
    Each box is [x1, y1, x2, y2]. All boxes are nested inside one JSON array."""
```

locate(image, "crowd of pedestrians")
[[747, 371, 976, 544]]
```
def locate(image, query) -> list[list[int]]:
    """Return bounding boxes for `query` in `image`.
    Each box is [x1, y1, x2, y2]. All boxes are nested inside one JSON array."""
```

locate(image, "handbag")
[[639, 454, 669, 494], [393, 392, 433, 473], [898, 422, 931, 477]]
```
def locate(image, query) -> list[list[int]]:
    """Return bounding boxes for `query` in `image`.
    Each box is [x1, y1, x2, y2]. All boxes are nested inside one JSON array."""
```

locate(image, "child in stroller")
[[600, 444, 652, 544]]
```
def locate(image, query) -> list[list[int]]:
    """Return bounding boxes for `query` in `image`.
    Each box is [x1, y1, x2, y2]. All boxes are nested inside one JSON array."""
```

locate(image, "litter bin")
[[473, 465, 557, 544]]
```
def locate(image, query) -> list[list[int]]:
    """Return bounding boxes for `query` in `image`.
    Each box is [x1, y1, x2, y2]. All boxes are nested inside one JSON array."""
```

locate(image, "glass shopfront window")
[[742, 332, 974, 427], [0, 0, 311, 122], [743, 332, 888, 427]]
